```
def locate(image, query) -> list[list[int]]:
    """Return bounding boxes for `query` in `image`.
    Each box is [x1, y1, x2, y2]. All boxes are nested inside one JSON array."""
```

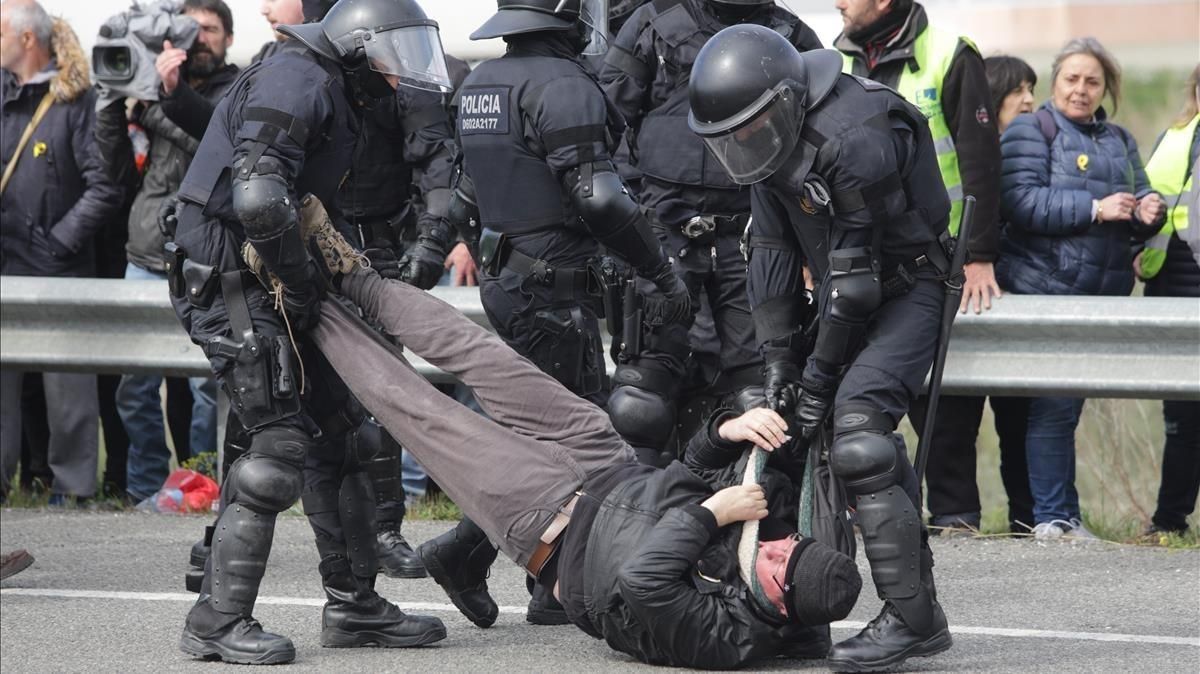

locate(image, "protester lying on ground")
[[242, 215, 862, 669]]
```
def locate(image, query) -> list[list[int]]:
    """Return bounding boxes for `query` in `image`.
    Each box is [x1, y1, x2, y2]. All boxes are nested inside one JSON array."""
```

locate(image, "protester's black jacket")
[[1145, 125, 1200, 298], [575, 413, 805, 669], [835, 2, 1000, 261]]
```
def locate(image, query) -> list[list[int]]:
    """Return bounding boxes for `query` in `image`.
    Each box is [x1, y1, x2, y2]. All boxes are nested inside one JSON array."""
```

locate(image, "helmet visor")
[[364, 24, 453, 93], [701, 88, 801, 185], [577, 0, 610, 57]]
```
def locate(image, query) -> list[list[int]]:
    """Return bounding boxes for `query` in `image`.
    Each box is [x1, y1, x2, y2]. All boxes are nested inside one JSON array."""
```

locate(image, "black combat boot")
[[525, 575, 570, 625], [179, 598, 296, 665], [319, 555, 447, 648], [417, 517, 500, 628], [828, 541, 950, 672], [184, 531, 210, 593], [376, 519, 427, 579]]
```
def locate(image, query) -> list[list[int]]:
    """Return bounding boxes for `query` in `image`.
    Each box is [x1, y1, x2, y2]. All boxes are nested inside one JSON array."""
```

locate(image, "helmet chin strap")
[[566, 19, 590, 55], [346, 60, 394, 109]]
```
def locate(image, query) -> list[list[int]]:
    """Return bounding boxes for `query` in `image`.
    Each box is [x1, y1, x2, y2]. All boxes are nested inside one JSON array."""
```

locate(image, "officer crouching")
[[687, 26, 954, 672]]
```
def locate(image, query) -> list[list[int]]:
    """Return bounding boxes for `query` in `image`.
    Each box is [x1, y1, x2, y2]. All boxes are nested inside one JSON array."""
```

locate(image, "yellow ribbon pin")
[[32, 141, 47, 158], [1076, 153, 1089, 171]]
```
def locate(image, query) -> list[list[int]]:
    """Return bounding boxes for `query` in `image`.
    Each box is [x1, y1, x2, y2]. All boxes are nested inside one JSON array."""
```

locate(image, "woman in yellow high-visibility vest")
[[1138, 63, 1200, 537]]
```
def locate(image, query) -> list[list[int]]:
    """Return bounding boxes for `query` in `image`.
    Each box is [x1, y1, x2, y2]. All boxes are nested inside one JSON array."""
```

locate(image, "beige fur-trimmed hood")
[[47, 17, 89, 102]]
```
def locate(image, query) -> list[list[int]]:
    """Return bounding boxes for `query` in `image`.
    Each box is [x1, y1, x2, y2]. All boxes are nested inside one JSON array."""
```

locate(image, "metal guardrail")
[[1, 276, 1197, 400]]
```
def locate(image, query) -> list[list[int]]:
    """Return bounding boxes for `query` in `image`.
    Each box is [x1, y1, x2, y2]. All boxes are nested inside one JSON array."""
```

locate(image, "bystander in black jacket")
[[93, 64, 239, 273], [1, 38, 119, 276]]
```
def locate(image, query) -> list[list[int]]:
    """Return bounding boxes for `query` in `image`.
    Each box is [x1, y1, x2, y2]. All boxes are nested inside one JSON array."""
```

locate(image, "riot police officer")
[[168, 0, 451, 663], [599, 0, 822, 466], [688, 26, 953, 671], [424, 0, 690, 629]]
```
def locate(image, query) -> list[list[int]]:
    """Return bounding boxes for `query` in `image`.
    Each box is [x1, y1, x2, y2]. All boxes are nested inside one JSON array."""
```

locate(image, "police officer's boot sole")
[[525, 580, 570, 626], [379, 562, 428, 580], [320, 623, 448, 648], [178, 630, 296, 665], [826, 627, 952, 673], [416, 542, 498, 628]]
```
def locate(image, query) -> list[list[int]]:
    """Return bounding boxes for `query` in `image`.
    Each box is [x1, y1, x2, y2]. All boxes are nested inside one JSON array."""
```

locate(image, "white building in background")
[[39, 0, 1197, 70]]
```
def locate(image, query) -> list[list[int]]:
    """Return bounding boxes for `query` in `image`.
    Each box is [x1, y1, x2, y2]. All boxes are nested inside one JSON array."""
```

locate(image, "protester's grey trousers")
[[312, 269, 636, 568], [0, 370, 99, 497]]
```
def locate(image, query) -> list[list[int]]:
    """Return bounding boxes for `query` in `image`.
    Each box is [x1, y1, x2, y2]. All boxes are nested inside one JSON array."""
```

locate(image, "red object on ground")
[[154, 469, 220, 513]]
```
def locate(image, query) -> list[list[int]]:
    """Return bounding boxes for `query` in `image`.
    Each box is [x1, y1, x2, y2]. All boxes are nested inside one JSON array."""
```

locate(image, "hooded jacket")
[[0, 19, 120, 277], [997, 103, 1162, 296], [93, 64, 239, 272]]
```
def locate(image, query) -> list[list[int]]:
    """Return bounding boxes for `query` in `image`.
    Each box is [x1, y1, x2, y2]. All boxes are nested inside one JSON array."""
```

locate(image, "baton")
[[914, 195, 976, 505]]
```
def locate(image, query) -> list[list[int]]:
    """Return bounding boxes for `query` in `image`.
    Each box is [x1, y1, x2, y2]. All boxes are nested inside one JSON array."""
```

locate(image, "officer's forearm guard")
[[567, 163, 666, 275], [811, 247, 882, 375]]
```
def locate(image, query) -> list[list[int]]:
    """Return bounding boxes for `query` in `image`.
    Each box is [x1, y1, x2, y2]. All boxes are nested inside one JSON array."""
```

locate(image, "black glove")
[[397, 219, 453, 290], [280, 277, 324, 333], [762, 358, 803, 416], [795, 371, 836, 440], [641, 262, 691, 326], [363, 247, 402, 280]]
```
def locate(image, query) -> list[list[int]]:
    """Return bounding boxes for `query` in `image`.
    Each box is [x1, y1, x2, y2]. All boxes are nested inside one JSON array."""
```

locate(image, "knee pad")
[[607, 384, 676, 450], [830, 430, 904, 496], [228, 426, 312, 512]]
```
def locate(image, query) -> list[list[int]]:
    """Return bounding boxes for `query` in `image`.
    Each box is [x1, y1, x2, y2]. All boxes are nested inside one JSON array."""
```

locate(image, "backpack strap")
[[1034, 107, 1058, 145]]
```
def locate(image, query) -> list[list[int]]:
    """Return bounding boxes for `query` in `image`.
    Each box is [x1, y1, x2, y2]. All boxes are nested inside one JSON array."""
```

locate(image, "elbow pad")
[[568, 166, 664, 273], [232, 167, 297, 241], [232, 169, 310, 287]]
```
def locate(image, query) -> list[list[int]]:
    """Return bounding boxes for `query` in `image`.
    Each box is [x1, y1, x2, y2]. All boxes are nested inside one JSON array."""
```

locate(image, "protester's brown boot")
[[0, 549, 34, 580], [298, 194, 367, 287]]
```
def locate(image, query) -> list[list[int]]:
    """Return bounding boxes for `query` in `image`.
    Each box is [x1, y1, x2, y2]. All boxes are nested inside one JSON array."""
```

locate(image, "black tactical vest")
[[178, 45, 357, 236], [765, 75, 951, 280], [631, 0, 813, 188], [455, 55, 620, 235]]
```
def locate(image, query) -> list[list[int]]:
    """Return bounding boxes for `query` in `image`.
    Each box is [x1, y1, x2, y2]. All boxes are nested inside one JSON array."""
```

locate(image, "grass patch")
[[407, 493, 463, 521]]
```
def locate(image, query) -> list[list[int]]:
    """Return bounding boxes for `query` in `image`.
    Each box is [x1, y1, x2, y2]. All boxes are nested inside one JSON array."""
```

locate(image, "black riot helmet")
[[279, 0, 452, 94], [688, 25, 842, 184], [471, 0, 611, 56]]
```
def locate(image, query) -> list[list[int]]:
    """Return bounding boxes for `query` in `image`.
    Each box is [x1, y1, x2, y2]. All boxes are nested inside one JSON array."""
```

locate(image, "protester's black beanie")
[[784, 537, 862, 626]]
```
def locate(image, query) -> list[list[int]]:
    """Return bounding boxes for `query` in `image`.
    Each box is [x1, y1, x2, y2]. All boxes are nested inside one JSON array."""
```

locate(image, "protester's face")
[[834, 0, 890, 35], [755, 537, 798, 618], [184, 8, 231, 77], [0, 11, 31, 71], [261, 0, 304, 39], [997, 80, 1035, 134], [1053, 53, 1105, 123]]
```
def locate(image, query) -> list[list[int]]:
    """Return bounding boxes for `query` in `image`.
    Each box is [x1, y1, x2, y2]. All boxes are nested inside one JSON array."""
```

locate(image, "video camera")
[[92, 0, 199, 104]]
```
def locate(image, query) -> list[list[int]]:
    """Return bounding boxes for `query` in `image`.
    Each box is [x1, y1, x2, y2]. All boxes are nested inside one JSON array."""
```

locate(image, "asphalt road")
[[1, 510, 1197, 673]]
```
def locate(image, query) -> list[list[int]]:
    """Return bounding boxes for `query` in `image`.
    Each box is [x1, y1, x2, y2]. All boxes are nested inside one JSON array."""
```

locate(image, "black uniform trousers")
[[171, 214, 361, 554], [633, 222, 759, 396], [479, 265, 609, 407], [1153, 400, 1200, 532]]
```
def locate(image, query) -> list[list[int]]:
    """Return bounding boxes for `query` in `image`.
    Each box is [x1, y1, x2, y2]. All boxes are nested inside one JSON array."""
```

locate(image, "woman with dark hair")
[[1139, 63, 1200, 537], [985, 55, 1037, 134], [997, 37, 1167, 541]]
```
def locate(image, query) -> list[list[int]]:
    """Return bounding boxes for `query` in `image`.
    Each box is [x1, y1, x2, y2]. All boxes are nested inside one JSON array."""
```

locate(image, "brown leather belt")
[[524, 493, 581, 577]]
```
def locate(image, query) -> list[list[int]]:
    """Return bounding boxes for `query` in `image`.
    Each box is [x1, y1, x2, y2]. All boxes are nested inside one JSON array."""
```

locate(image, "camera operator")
[[92, 0, 237, 506]]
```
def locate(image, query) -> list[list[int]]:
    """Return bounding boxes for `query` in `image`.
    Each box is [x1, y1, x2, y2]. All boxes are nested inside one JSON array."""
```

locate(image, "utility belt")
[[880, 231, 954, 299], [525, 492, 581, 577], [165, 240, 301, 430], [678, 213, 751, 241], [479, 228, 608, 303]]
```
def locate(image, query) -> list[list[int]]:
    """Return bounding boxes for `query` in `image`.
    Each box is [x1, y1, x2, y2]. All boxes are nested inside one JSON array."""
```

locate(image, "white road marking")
[[3, 588, 1198, 647]]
